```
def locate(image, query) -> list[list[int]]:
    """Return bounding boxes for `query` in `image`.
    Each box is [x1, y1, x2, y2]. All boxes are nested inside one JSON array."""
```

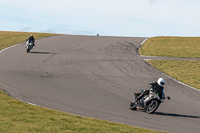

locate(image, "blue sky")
[[0, 0, 200, 37]]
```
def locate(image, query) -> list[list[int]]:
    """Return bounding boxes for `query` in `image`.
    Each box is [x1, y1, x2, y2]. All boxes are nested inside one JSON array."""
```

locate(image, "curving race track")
[[0, 35, 200, 133]]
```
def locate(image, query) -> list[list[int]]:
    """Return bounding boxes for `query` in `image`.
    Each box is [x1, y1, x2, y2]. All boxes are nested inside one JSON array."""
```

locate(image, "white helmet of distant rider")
[[157, 78, 165, 87]]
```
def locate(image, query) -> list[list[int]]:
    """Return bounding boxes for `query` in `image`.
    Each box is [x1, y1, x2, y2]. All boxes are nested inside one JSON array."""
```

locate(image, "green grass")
[[140, 37, 200, 90], [0, 31, 166, 133], [139, 37, 200, 58], [0, 91, 166, 133], [0, 31, 57, 50], [146, 60, 200, 90]]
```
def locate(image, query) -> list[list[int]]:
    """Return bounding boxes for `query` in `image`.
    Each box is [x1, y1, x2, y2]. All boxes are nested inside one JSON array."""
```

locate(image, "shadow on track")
[[155, 112, 200, 119], [30, 52, 58, 54]]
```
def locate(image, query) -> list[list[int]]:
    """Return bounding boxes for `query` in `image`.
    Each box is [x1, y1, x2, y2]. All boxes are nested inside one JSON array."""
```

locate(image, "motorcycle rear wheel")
[[146, 100, 160, 114]]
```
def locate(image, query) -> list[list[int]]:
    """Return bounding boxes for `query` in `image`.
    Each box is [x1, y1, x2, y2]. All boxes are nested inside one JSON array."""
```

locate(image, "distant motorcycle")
[[25, 39, 34, 53], [130, 89, 170, 114]]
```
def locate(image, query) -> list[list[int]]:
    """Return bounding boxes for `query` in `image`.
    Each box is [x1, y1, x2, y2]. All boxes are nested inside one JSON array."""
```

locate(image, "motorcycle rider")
[[26, 34, 35, 46], [135, 78, 165, 103]]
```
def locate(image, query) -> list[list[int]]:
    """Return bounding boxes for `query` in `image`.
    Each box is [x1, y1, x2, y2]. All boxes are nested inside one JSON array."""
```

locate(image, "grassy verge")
[[140, 37, 200, 90], [146, 60, 200, 90], [0, 31, 57, 50], [0, 91, 166, 133], [139, 37, 200, 58], [0, 31, 166, 133]]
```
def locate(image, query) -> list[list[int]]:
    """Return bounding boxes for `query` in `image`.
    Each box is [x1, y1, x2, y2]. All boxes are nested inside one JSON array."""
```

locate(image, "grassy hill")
[[0, 31, 56, 50], [140, 37, 200, 90], [139, 37, 200, 58]]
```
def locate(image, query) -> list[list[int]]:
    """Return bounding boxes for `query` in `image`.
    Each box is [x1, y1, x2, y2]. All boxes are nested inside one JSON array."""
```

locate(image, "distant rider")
[[26, 34, 35, 46], [135, 78, 166, 103]]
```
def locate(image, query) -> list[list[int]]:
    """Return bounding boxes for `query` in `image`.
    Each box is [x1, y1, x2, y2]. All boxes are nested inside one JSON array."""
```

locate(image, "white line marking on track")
[[0, 44, 20, 53], [0, 43, 40, 106]]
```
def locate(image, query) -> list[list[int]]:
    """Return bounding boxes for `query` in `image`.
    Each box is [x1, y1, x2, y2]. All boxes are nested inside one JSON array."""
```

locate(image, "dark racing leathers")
[[135, 81, 165, 103], [27, 36, 35, 46]]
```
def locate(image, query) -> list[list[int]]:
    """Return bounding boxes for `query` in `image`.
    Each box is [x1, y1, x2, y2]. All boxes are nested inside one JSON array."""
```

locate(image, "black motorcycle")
[[130, 89, 170, 114]]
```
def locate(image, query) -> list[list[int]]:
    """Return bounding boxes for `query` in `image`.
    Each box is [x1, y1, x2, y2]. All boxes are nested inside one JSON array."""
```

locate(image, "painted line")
[[0, 44, 20, 53], [140, 37, 149, 47], [13, 95, 38, 106], [0, 43, 40, 106]]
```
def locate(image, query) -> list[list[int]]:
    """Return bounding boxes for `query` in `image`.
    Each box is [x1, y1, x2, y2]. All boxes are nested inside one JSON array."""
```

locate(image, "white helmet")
[[157, 78, 165, 87]]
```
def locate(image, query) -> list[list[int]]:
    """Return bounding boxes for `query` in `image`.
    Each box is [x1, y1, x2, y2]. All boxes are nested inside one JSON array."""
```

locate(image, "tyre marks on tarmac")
[[0, 35, 200, 133]]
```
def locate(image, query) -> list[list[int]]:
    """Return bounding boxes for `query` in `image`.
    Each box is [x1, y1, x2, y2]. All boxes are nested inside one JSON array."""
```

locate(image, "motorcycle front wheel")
[[129, 101, 137, 110], [146, 100, 160, 114], [26, 47, 30, 53]]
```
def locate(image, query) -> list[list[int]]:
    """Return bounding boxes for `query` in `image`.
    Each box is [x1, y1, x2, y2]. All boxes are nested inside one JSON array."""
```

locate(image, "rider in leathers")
[[135, 78, 165, 104], [26, 34, 35, 46]]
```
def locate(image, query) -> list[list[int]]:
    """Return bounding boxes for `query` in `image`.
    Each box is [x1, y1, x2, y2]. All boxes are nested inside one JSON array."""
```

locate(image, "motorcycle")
[[25, 39, 34, 53], [130, 89, 170, 114]]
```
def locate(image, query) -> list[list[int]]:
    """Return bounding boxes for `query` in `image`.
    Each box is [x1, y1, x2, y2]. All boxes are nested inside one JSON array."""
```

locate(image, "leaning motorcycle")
[[25, 40, 34, 53], [130, 89, 170, 114]]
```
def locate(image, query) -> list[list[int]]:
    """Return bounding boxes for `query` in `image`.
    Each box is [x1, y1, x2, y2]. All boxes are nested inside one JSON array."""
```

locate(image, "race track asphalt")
[[0, 35, 200, 133]]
